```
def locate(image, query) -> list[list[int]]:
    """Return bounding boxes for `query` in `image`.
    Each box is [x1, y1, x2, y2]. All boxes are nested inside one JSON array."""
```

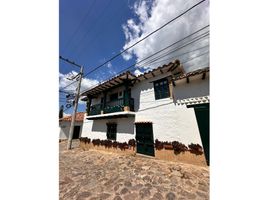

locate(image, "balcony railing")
[[89, 98, 134, 116], [90, 103, 102, 115]]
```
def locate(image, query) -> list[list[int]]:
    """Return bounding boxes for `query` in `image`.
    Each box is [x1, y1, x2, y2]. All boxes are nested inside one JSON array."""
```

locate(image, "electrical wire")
[[81, 0, 207, 77], [60, 24, 209, 91], [62, 31, 209, 94], [79, 46, 210, 95], [59, 1, 207, 90], [61, 0, 97, 54]]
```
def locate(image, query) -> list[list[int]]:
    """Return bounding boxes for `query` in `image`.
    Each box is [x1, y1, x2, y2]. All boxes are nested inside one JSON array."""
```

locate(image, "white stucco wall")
[[173, 73, 209, 102], [131, 73, 208, 146], [82, 116, 135, 142], [81, 72, 209, 146], [59, 121, 83, 139]]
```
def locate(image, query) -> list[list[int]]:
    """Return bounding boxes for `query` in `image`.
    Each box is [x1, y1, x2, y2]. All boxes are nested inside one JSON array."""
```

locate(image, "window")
[[110, 93, 118, 101], [107, 123, 117, 140], [153, 78, 170, 100]]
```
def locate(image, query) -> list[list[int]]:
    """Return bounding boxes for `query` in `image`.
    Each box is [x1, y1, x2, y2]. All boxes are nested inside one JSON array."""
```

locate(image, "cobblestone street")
[[59, 140, 209, 200]]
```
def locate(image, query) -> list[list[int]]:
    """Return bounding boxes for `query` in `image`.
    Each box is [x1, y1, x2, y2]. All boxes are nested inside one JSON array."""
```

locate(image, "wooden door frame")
[[135, 122, 155, 157], [187, 103, 209, 166]]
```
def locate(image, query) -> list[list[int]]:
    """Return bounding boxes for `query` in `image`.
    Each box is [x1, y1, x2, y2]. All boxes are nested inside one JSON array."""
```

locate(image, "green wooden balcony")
[[88, 98, 134, 116]]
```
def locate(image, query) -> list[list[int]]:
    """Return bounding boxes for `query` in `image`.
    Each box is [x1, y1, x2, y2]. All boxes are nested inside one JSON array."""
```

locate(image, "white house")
[[59, 112, 85, 140], [80, 60, 209, 165]]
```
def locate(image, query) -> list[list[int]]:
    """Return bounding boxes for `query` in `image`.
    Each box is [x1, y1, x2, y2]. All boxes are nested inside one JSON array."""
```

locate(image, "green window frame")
[[106, 123, 117, 140], [153, 78, 170, 100]]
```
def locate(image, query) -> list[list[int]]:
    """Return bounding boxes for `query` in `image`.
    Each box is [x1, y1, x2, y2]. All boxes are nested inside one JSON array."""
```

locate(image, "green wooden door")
[[135, 123, 155, 156], [188, 103, 209, 166]]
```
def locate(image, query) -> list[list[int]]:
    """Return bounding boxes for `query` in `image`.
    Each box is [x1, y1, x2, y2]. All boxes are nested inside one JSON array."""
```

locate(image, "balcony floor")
[[86, 111, 135, 120]]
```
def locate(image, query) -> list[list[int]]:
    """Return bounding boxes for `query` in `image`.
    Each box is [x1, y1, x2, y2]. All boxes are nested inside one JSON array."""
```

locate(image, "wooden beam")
[[186, 77, 190, 83], [113, 79, 121, 84], [108, 82, 116, 86], [160, 69, 164, 74], [168, 63, 179, 72], [167, 64, 175, 72], [171, 65, 179, 72], [151, 72, 155, 77], [143, 75, 148, 79], [94, 88, 103, 93], [202, 72, 206, 80], [101, 85, 110, 89]]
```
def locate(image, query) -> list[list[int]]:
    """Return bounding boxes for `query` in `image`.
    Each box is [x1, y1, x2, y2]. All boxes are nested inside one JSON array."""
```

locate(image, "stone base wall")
[[155, 149, 207, 166], [80, 142, 136, 156], [80, 141, 207, 166]]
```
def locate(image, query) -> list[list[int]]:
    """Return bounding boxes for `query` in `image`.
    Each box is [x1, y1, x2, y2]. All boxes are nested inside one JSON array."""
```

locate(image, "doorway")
[[73, 126, 81, 139], [188, 103, 209, 165], [135, 122, 155, 156]]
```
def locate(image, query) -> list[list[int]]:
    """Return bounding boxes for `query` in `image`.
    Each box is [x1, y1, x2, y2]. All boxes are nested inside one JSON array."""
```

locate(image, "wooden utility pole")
[[67, 65, 83, 150], [59, 56, 84, 150]]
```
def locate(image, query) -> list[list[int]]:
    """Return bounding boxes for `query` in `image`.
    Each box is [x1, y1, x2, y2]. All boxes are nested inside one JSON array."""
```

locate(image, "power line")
[[59, 56, 84, 69], [143, 50, 209, 70], [59, 0, 207, 89], [81, 0, 207, 77], [113, 32, 209, 76], [139, 36, 209, 67], [84, 24, 209, 76], [59, 90, 74, 94], [136, 33, 209, 68], [181, 51, 209, 65], [61, 0, 97, 54], [60, 24, 209, 91], [66, 0, 113, 56], [79, 45, 210, 95], [75, 6, 129, 60]]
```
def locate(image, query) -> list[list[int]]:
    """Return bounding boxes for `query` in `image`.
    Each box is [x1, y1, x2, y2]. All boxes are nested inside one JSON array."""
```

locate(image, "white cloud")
[[107, 62, 112, 68], [59, 72, 99, 105], [133, 69, 143, 76], [63, 112, 71, 117], [106, 62, 117, 75], [122, 0, 209, 72], [59, 71, 99, 94]]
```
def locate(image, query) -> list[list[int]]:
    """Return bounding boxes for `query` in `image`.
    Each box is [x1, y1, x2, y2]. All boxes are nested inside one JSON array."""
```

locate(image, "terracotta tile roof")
[[80, 71, 136, 97], [136, 60, 184, 81], [177, 67, 209, 80], [80, 59, 183, 98], [59, 112, 85, 122]]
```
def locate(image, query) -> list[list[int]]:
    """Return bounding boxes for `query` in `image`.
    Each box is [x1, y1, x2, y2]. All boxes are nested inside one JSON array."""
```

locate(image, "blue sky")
[[59, 0, 209, 114]]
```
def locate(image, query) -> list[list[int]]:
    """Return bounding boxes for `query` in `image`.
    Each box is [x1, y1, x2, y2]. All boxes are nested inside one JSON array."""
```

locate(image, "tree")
[[59, 105, 64, 119]]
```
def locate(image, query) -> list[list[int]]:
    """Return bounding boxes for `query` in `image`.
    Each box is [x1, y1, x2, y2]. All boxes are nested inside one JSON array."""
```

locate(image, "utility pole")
[[67, 65, 83, 150], [59, 56, 84, 150]]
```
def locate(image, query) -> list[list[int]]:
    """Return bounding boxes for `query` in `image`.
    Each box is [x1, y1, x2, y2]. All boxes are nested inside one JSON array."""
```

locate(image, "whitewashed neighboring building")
[[80, 60, 209, 164], [59, 112, 85, 140]]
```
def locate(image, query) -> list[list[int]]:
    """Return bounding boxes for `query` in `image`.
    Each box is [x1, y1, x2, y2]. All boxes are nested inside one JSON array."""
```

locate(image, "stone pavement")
[[59, 140, 209, 200]]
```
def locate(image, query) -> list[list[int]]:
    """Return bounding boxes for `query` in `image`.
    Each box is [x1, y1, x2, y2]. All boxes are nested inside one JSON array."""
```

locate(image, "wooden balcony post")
[[123, 77, 130, 111]]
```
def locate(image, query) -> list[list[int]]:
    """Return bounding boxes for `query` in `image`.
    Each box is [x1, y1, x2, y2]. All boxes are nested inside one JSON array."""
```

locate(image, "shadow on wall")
[[91, 118, 135, 135], [92, 120, 107, 132], [173, 78, 209, 101]]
